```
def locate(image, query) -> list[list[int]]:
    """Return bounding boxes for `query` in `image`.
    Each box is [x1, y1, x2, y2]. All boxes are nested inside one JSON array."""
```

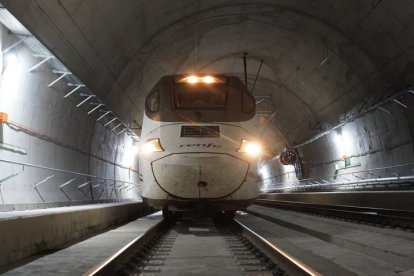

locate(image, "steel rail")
[[254, 199, 414, 229], [85, 219, 169, 276], [234, 219, 321, 276], [85, 215, 320, 276]]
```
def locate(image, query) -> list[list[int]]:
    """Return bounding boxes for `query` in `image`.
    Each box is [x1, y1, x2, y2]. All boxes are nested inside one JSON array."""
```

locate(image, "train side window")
[[146, 89, 159, 113], [242, 92, 255, 113]]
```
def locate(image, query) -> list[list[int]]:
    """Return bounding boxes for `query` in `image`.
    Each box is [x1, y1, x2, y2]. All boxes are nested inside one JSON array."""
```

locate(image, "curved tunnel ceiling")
[[2, 0, 414, 151]]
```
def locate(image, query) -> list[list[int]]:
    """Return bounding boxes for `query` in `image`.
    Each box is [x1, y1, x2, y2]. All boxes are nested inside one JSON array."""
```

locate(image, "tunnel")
[[0, 1, 413, 275]]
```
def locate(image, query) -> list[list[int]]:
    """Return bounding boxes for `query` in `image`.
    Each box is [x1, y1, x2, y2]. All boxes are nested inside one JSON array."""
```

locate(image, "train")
[[139, 74, 262, 218]]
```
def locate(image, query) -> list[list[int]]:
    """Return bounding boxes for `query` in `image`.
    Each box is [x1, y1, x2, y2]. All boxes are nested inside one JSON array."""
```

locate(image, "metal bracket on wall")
[[88, 103, 104, 115], [59, 178, 77, 201], [110, 123, 123, 133], [48, 70, 72, 87], [77, 181, 91, 189], [0, 165, 25, 203], [115, 181, 126, 189], [78, 181, 92, 200], [29, 54, 54, 72], [104, 117, 118, 127], [98, 187, 105, 200], [76, 94, 96, 107], [97, 111, 112, 122], [116, 127, 127, 136], [0, 142, 27, 155], [0, 158, 141, 202], [34, 174, 55, 202], [0, 9, 140, 141], [3, 33, 31, 54], [64, 83, 85, 98], [92, 183, 102, 189], [120, 185, 130, 191], [292, 86, 414, 149]]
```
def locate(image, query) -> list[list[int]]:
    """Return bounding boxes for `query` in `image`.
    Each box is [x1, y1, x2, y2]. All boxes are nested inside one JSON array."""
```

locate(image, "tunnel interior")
[[0, 1, 413, 205], [0, 1, 414, 274]]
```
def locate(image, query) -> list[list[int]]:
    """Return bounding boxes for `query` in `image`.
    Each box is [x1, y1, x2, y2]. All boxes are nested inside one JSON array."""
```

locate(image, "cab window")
[[174, 84, 227, 109]]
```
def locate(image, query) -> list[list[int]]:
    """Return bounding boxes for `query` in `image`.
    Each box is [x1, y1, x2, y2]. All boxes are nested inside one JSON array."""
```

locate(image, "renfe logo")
[[179, 143, 222, 148]]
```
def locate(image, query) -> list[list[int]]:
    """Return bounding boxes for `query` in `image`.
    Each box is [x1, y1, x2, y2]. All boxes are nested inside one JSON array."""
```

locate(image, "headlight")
[[175, 75, 226, 84], [142, 138, 164, 154], [237, 139, 262, 157]]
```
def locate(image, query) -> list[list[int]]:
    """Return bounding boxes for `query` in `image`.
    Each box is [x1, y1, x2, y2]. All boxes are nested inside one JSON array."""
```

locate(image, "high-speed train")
[[139, 74, 262, 218]]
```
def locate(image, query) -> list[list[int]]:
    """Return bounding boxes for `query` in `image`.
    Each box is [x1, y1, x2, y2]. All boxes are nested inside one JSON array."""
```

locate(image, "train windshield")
[[174, 84, 227, 109]]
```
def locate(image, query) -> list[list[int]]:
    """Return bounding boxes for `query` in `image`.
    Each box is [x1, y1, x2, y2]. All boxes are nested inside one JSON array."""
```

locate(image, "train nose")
[[151, 153, 249, 199]]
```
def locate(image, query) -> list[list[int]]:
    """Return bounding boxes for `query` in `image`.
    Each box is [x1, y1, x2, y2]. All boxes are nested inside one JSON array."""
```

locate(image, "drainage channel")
[[87, 215, 319, 276]]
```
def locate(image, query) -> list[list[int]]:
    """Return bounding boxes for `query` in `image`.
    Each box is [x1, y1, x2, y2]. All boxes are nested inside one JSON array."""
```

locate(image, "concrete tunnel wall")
[[0, 25, 140, 206], [261, 104, 414, 189], [1, 1, 414, 201]]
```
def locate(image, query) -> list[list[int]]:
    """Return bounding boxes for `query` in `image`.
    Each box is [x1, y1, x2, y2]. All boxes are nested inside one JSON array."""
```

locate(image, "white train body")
[[139, 74, 261, 212]]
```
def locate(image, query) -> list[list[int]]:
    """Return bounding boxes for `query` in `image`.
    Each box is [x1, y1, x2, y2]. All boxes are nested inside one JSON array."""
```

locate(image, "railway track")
[[86, 215, 320, 276], [254, 199, 414, 230]]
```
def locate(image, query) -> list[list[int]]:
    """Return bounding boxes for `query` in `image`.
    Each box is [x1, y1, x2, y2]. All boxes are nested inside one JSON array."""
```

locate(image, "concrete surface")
[[0, 2, 411, 273], [145, 218, 249, 276], [3, 212, 162, 275], [236, 205, 414, 275], [0, 201, 153, 270], [0, 22, 140, 205], [3, 207, 414, 275], [259, 191, 414, 210], [0, 199, 117, 212]]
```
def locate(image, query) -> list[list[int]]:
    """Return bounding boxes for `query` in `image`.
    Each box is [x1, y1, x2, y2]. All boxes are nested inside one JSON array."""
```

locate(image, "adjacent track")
[[254, 199, 414, 229], [86, 215, 320, 276]]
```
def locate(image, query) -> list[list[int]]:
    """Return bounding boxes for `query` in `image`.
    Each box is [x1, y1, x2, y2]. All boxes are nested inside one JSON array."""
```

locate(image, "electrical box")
[[0, 112, 8, 123]]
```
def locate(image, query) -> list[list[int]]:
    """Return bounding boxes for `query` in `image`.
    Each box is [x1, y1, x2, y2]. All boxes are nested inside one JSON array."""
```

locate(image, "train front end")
[[139, 74, 262, 214]]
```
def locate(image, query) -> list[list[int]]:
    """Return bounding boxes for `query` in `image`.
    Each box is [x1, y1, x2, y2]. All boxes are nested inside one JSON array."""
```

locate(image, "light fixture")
[[202, 76, 215, 83], [142, 138, 164, 154], [187, 75, 199, 84], [237, 139, 262, 157], [333, 129, 353, 160], [4, 51, 20, 70], [175, 75, 226, 84], [0, 52, 22, 111], [126, 142, 140, 168]]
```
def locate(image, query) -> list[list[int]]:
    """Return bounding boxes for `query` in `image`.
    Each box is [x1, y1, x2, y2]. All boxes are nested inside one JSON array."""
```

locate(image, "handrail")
[[261, 162, 414, 192], [0, 158, 139, 186], [262, 175, 414, 192], [261, 163, 414, 183]]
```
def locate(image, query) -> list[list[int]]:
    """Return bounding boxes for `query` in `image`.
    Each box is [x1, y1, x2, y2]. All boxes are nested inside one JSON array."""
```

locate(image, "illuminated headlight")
[[175, 75, 226, 84], [142, 138, 164, 154], [202, 76, 215, 83], [237, 140, 262, 157], [187, 75, 199, 84]]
